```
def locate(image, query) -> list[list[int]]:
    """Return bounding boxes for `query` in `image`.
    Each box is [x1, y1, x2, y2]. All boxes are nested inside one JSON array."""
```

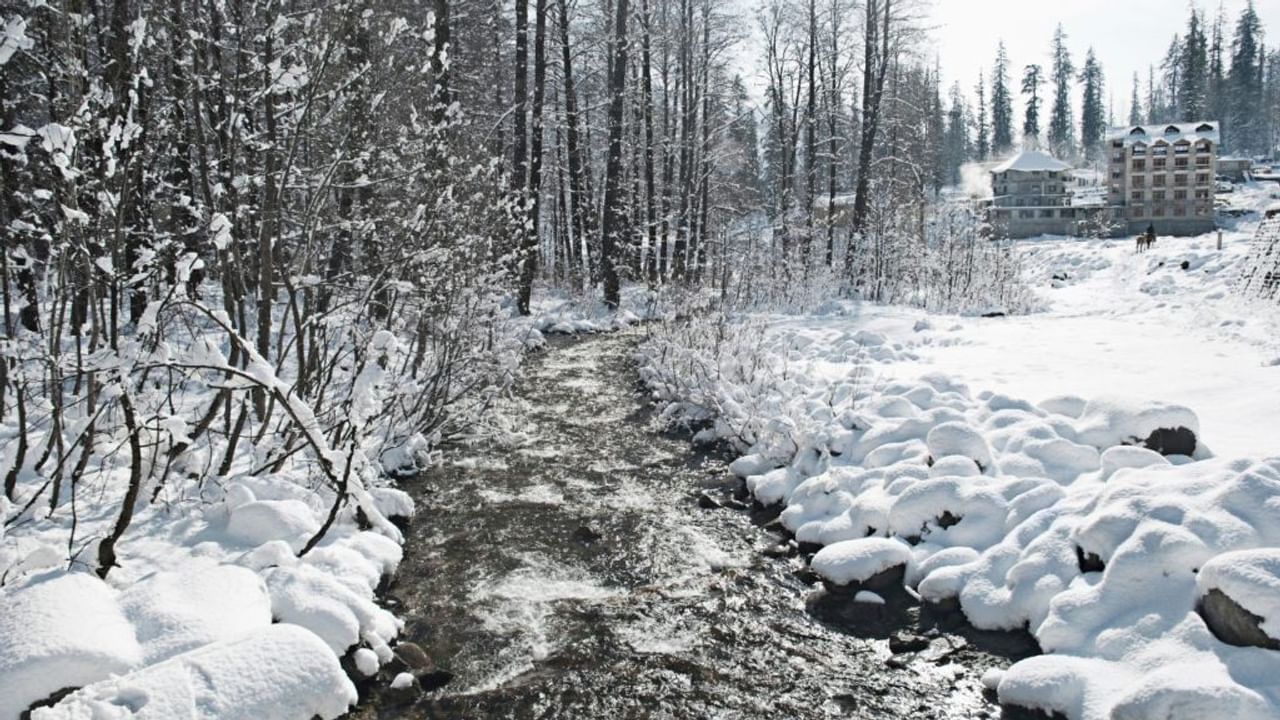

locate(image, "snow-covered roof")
[[1106, 121, 1220, 146], [991, 150, 1073, 174]]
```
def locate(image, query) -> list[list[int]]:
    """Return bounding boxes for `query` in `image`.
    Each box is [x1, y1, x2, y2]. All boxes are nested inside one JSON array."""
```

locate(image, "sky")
[[932, 0, 1280, 122]]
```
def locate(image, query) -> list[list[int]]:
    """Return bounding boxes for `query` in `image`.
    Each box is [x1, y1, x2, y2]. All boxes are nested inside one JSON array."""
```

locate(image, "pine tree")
[[1147, 65, 1160, 123], [1161, 35, 1183, 119], [1129, 72, 1144, 125], [1047, 24, 1075, 158], [1080, 48, 1106, 161], [974, 70, 990, 160], [1265, 50, 1280, 157], [943, 82, 969, 186], [1021, 64, 1043, 146], [1208, 4, 1228, 133], [991, 41, 1014, 155], [1178, 8, 1208, 121], [1228, 0, 1264, 155]]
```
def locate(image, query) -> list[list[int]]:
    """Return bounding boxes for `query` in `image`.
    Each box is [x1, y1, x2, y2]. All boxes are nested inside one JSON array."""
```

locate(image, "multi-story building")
[[1106, 121, 1218, 236], [983, 150, 1082, 238]]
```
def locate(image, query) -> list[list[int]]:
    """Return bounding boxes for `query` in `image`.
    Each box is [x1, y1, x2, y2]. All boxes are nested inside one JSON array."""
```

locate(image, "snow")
[[854, 590, 886, 605], [1198, 550, 1280, 640], [638, 218, 1280, 719], [30, 624, 356, 720], [120, 563, 272, 664], [991, 150, 1072, 174], [263, 562, 401, 654], [225, 499, 321, 552], [0, 573, 143, 720], [389, 672, 415, 690], [1074, 396, 1199, 452], [353, 647, 380, 676], [810, 538, 913, 586], [925, 421, 993, 469], [1107, 121, 1220, 146]]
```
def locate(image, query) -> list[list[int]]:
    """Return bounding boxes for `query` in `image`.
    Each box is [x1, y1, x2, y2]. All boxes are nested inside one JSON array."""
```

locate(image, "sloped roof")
[[991, 150, 1073, 174], [1107, 121, 1219, 146]]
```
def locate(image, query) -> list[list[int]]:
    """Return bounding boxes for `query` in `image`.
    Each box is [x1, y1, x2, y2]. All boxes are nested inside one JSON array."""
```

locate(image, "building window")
[[1111, 171, 1123, 180], [1196, 156, 1210, 167], [1152, 190, 1166, 201], [1153, 144, 1169, 156], [1175, 175, 1187, 186], [1175, 157, 1189, 168], [1153, 175, 1166, 187], [1174, 206, 1187, 217], [1174, 143, 1190, 155], [1196, 206, 1211, 216], [1019, 210, 1034, 219], [1196, 173, 1210, 184], [1195, 189, 1211, 199], [1131, 190, 1144, 201], [1174, 189, 1187, 200], [1153, 158, 1167, 170], [1133, 159, 1147, 171], [1039, 210, 1054, 218], [1133, 176, 1146, 188]]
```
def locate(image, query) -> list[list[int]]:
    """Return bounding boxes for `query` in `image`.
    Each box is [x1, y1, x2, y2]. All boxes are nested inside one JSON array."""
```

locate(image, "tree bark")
[[599, 0, 629, 308]]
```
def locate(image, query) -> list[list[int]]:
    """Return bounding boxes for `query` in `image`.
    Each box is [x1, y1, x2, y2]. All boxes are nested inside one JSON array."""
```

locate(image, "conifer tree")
[[1228, 0, 1264, 154], [974, 70, 990, 160], [1080, 48, 1106, 161], [1179, 8, 1209, 121], [1021, 64, 1043, 145], [1047, 24, 1076, 158], [991, 41, 1014, 155]]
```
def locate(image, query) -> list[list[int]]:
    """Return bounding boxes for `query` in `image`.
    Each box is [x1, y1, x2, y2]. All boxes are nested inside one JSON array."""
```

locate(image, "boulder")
[[1197, 589, 1280, 650], [1196, 550, 1280, 650], [1143, 426, 1197, 457]]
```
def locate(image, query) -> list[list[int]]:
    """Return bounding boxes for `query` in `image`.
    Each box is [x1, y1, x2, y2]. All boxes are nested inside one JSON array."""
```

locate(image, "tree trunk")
[[640, 0, 659, 285], [847, 0, 893, 282], [519, 0, 548, 313], [512, 0, 531, 311], [599, 0, 629, 308]]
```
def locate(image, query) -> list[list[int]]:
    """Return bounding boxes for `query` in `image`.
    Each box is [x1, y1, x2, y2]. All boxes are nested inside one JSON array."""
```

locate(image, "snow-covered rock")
[[0, 573, 143, 720], [810, 538, 912, 587], [263, 563, 400, 654], [1099, 445, 1169, 480], [925, 421, 993, 469], [1197, 549, 1280, 649], [31, 624, 356, 720], [1075, 397, 1200, 456], [226, 499, 321, 552], [121, 563, 272, 664]]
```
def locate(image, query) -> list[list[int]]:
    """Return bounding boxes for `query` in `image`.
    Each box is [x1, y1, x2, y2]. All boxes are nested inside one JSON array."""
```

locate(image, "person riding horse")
[[1137, 224, 1157, 253]]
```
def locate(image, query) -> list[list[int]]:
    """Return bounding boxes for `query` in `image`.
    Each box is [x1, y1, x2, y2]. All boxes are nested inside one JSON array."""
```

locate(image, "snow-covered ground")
[[638, 218, 1280, 719], [773, 227, 1280, 458]]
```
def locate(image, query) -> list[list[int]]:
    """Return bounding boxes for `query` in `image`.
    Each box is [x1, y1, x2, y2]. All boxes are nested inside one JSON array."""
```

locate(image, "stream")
[[351, 331, 1037, 719]]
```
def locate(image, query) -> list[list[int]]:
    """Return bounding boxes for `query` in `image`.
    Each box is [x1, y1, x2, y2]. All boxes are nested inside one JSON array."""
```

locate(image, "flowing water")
[[351, 331, 1037, 719]]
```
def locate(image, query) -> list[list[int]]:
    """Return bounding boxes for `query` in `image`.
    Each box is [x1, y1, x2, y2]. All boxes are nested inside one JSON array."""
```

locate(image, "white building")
[[1106, 121, 1219, 236]]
